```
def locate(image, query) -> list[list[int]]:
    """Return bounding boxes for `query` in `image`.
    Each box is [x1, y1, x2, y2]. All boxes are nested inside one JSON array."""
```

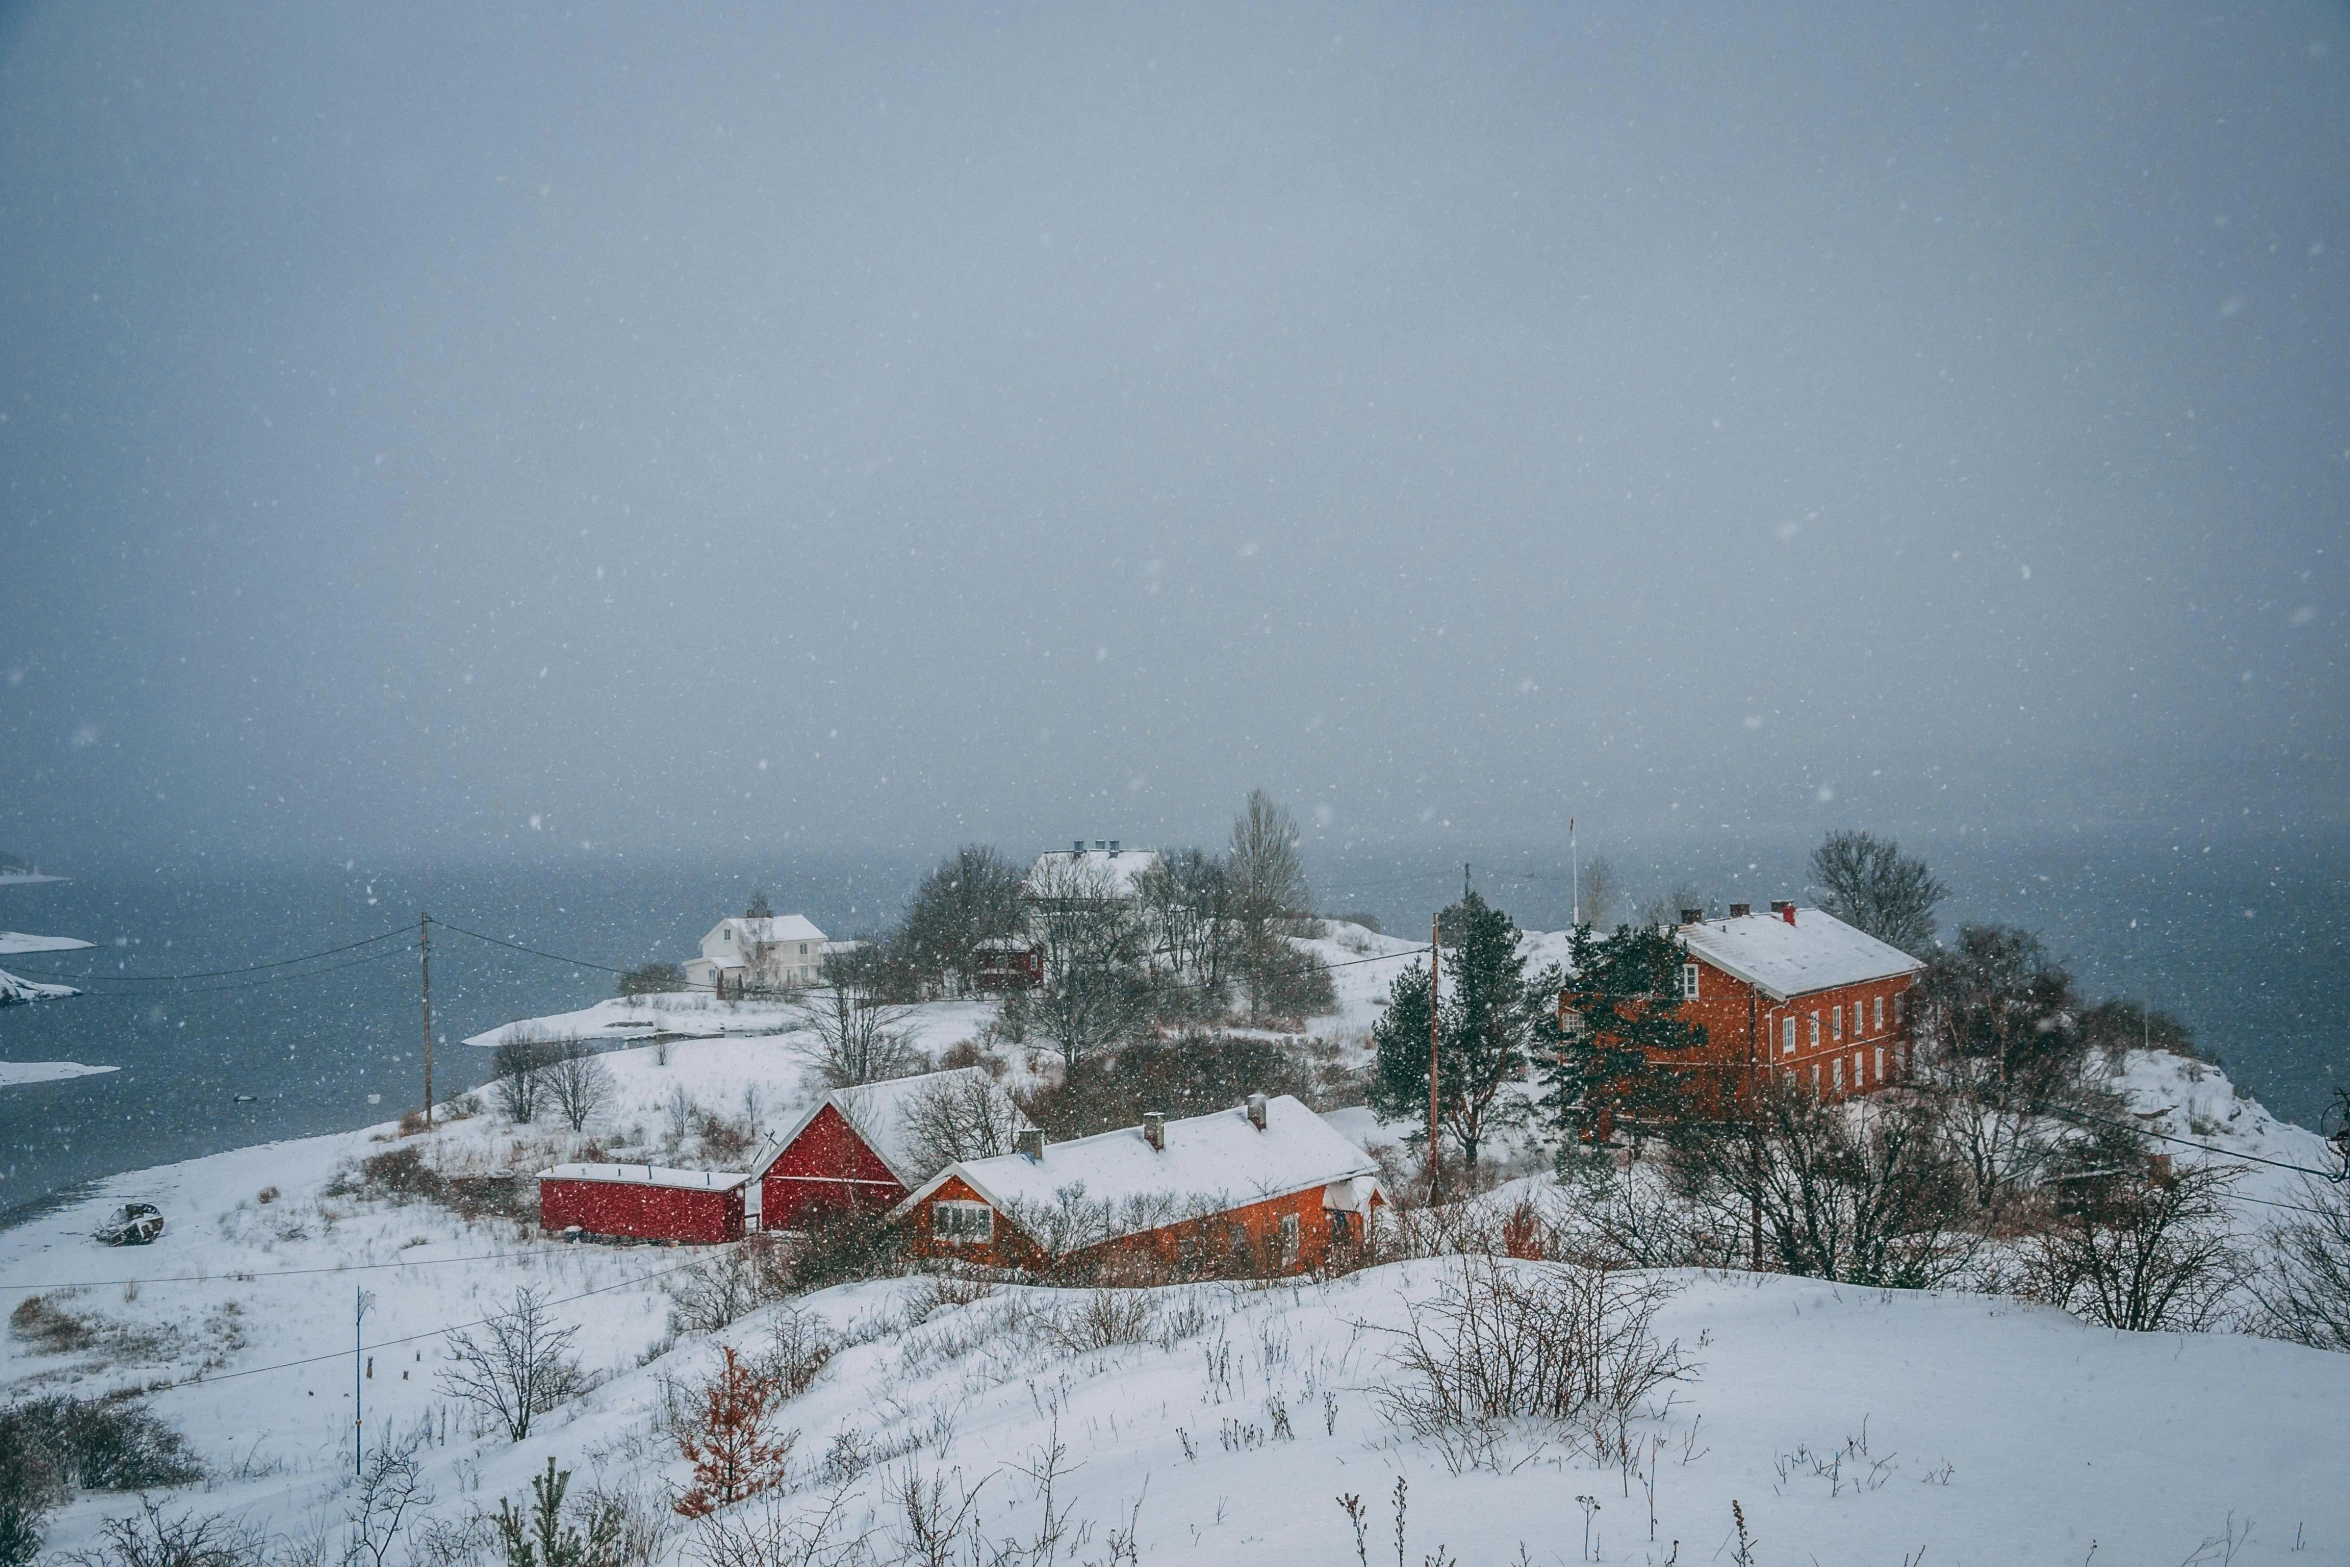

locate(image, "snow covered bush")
[[2253, 1177, 2350, 1352], [438, 1288, 589, 1442], [2023, 1158, 2247, 1332], [59, 1499, 261, 1567], [1376, 1257, 1690, 1469]]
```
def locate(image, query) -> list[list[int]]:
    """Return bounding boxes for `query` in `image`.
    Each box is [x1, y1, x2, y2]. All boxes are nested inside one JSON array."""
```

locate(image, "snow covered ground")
[[0, 1059, 115, 1087], [0, 966, 79, 1005], [3, 938, 2345, 1562], [0, 931, 94, 955]]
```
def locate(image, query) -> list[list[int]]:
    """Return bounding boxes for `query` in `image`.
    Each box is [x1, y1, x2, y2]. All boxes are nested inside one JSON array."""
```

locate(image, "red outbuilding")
[[536, 1162, 751, 1244]]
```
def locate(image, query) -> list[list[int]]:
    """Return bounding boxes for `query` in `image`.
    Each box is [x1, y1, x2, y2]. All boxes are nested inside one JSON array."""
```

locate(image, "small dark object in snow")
[[95, 1202, 165, 1245], [233, 1093, 257, 1102]]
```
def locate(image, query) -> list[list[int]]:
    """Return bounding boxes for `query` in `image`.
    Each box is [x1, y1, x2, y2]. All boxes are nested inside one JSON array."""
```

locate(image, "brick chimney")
[[1142, 1112, 1165, 1152], [1729, 903, 1751, 918], [1017, 1128, 1046, 1163], [1782, 903, 1797, 926], [1678, 907, 1704, 926], [1246, 1093, 1268, 1130]]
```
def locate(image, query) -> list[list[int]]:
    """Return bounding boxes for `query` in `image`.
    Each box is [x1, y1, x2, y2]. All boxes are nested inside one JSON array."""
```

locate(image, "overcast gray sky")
[[3, 3, 2344, 867]]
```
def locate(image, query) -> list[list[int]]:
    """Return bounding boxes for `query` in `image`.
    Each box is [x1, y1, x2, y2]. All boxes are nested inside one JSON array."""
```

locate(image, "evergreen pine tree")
[[1368, 892, 1551, 1168], [1541, 922, 1710, 1143]]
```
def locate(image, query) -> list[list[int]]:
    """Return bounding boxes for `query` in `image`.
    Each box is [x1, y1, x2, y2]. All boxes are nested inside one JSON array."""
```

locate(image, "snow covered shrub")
[[60, 1499, 262, 1567], [750, 1307, 836, 1401], [1046, 1290, 1156, 1353], [664, 1253, 768, 1337], [673, 1347, 795, 1519], [2252, 1176, 2350, 1353], [0, 1396, 200, 1493], [492, 1036, 560, 1125], [2024, 1158, 2246, 1332], [439, 1288, 589, 1442], [779, 1207, 906, 1293], [1377, 1257, 1690, 1467]]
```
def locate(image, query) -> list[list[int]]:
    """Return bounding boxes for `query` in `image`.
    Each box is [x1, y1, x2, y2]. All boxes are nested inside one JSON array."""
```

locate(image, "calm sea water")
[[2, 826, 2342, 1221]]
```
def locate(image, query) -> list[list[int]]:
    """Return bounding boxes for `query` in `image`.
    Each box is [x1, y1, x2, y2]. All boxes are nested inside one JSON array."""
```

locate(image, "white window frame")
[[1809, 1012, 1821, 1047], [1832, 1056, 1844, 1091], [1874, 1045, 1885, 1083], [1832, 1006, 1844, 1041], [1874, 995, 1885, 1031], [932, 1200, 994, 1246], [1781, 1018, 1796, 1055], [1279, 1211, 1300, 1266], [1680, 963, 1700, 1002]]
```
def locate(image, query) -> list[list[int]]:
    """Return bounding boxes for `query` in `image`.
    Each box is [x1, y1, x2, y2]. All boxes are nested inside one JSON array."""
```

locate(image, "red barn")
[[536, 1162, 750, 1244], [1573, 902, 1924, 1110], [756, 1068, 1028, 1232], [892, 1094, 1383, 1279]]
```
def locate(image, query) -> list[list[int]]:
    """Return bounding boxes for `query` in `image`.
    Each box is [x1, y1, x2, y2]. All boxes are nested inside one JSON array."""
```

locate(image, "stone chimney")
[[1678, 907, 1704, 926], [1142, 1112, 1165, 1152], [1729, 903, 1751, 918], [1246, 1093, 1268, 1131]]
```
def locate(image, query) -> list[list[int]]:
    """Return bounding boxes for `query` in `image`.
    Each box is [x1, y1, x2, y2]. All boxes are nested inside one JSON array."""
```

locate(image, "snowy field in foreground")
[[1, 941, 2342, 1562]]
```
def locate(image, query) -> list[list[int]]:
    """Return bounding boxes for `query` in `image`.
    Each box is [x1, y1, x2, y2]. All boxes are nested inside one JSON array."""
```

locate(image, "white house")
[[1023, 842, 1162, 903], [684, 914, 828, 995]]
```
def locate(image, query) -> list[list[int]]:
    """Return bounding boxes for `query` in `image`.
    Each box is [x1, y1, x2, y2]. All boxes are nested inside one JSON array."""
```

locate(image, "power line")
[[7, 943, 422, 996], [431, 921, 634, 976], [185, 1253, 711, 1386], [20, 926, 416, 984], [0, 1247, 552, 1293], [2027, 1095, 2345, 1182]]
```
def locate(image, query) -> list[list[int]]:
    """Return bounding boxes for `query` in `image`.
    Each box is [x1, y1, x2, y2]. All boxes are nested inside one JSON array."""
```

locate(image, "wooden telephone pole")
[[1427, 912, 1441, 1201], [420, 913, 434, 1129]]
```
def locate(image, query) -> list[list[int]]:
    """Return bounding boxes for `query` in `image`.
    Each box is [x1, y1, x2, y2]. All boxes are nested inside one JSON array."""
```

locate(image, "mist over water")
[[4, 822, 2340, 1221]]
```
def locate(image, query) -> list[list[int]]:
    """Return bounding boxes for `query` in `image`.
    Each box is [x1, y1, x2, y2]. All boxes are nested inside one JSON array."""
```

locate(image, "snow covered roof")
[[764, 1067, 1027, 1188], [1023, 848, 1162, 900], [1676, 907, 1923, 1002], [898, 1095, 1377, 1248], [705, 915, 827, 948], [538, 1162, 750, 1192]]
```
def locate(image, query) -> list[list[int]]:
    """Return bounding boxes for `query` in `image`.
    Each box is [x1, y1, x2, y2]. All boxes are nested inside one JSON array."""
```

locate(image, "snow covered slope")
[[0, 931, 93, 955], [0, 966, 78, 1004]]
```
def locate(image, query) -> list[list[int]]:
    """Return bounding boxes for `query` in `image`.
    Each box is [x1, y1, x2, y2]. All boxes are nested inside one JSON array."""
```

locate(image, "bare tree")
[[1228, 791, 1317, 1019], [1663, 1078, 1979, 1288], [799, 947, 917, 1087], [1810, 830, 1946, 955], [2253, 1176, 2350, 1352], [439, 1287, 588, 1441], [896, 845, 1026, 995], [897, 1072, 1027, 1172], [1575, 855, 1619, 929], [341, 1434, 432, 1567], [2024, 1157, 2246, 1331], [1025, 856, 1147, 1067], [1913, 924, 2095, 1215], [492, 1033, 558, 1124], [546, 1045, 615, 1133]]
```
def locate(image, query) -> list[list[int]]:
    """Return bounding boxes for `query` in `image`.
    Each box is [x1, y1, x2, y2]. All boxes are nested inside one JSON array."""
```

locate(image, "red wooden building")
[[753, 1067, 1029, 1232], [538, 1067, 1026, 1242], [1572, 902, 1924, 1108], [893, 1093, 1383, 1278], [536, 1162, 752, 1244]]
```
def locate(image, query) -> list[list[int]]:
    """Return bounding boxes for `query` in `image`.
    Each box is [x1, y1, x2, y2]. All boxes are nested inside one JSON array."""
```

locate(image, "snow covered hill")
[[3, 943, 2344, 1562]]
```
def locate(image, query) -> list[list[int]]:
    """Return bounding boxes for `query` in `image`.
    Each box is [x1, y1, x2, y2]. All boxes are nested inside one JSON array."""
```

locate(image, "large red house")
[[1579, 902, 1923, 1106], [892, 1093, 1383, 1279]]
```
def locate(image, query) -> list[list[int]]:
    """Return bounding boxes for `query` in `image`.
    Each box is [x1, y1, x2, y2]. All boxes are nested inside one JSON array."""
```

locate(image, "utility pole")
[[354, 1287, 374, 1476], [420, 913, 434, 1129], [1463, 863, 1471, 900], [1427, 914, 1442, 1202]]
